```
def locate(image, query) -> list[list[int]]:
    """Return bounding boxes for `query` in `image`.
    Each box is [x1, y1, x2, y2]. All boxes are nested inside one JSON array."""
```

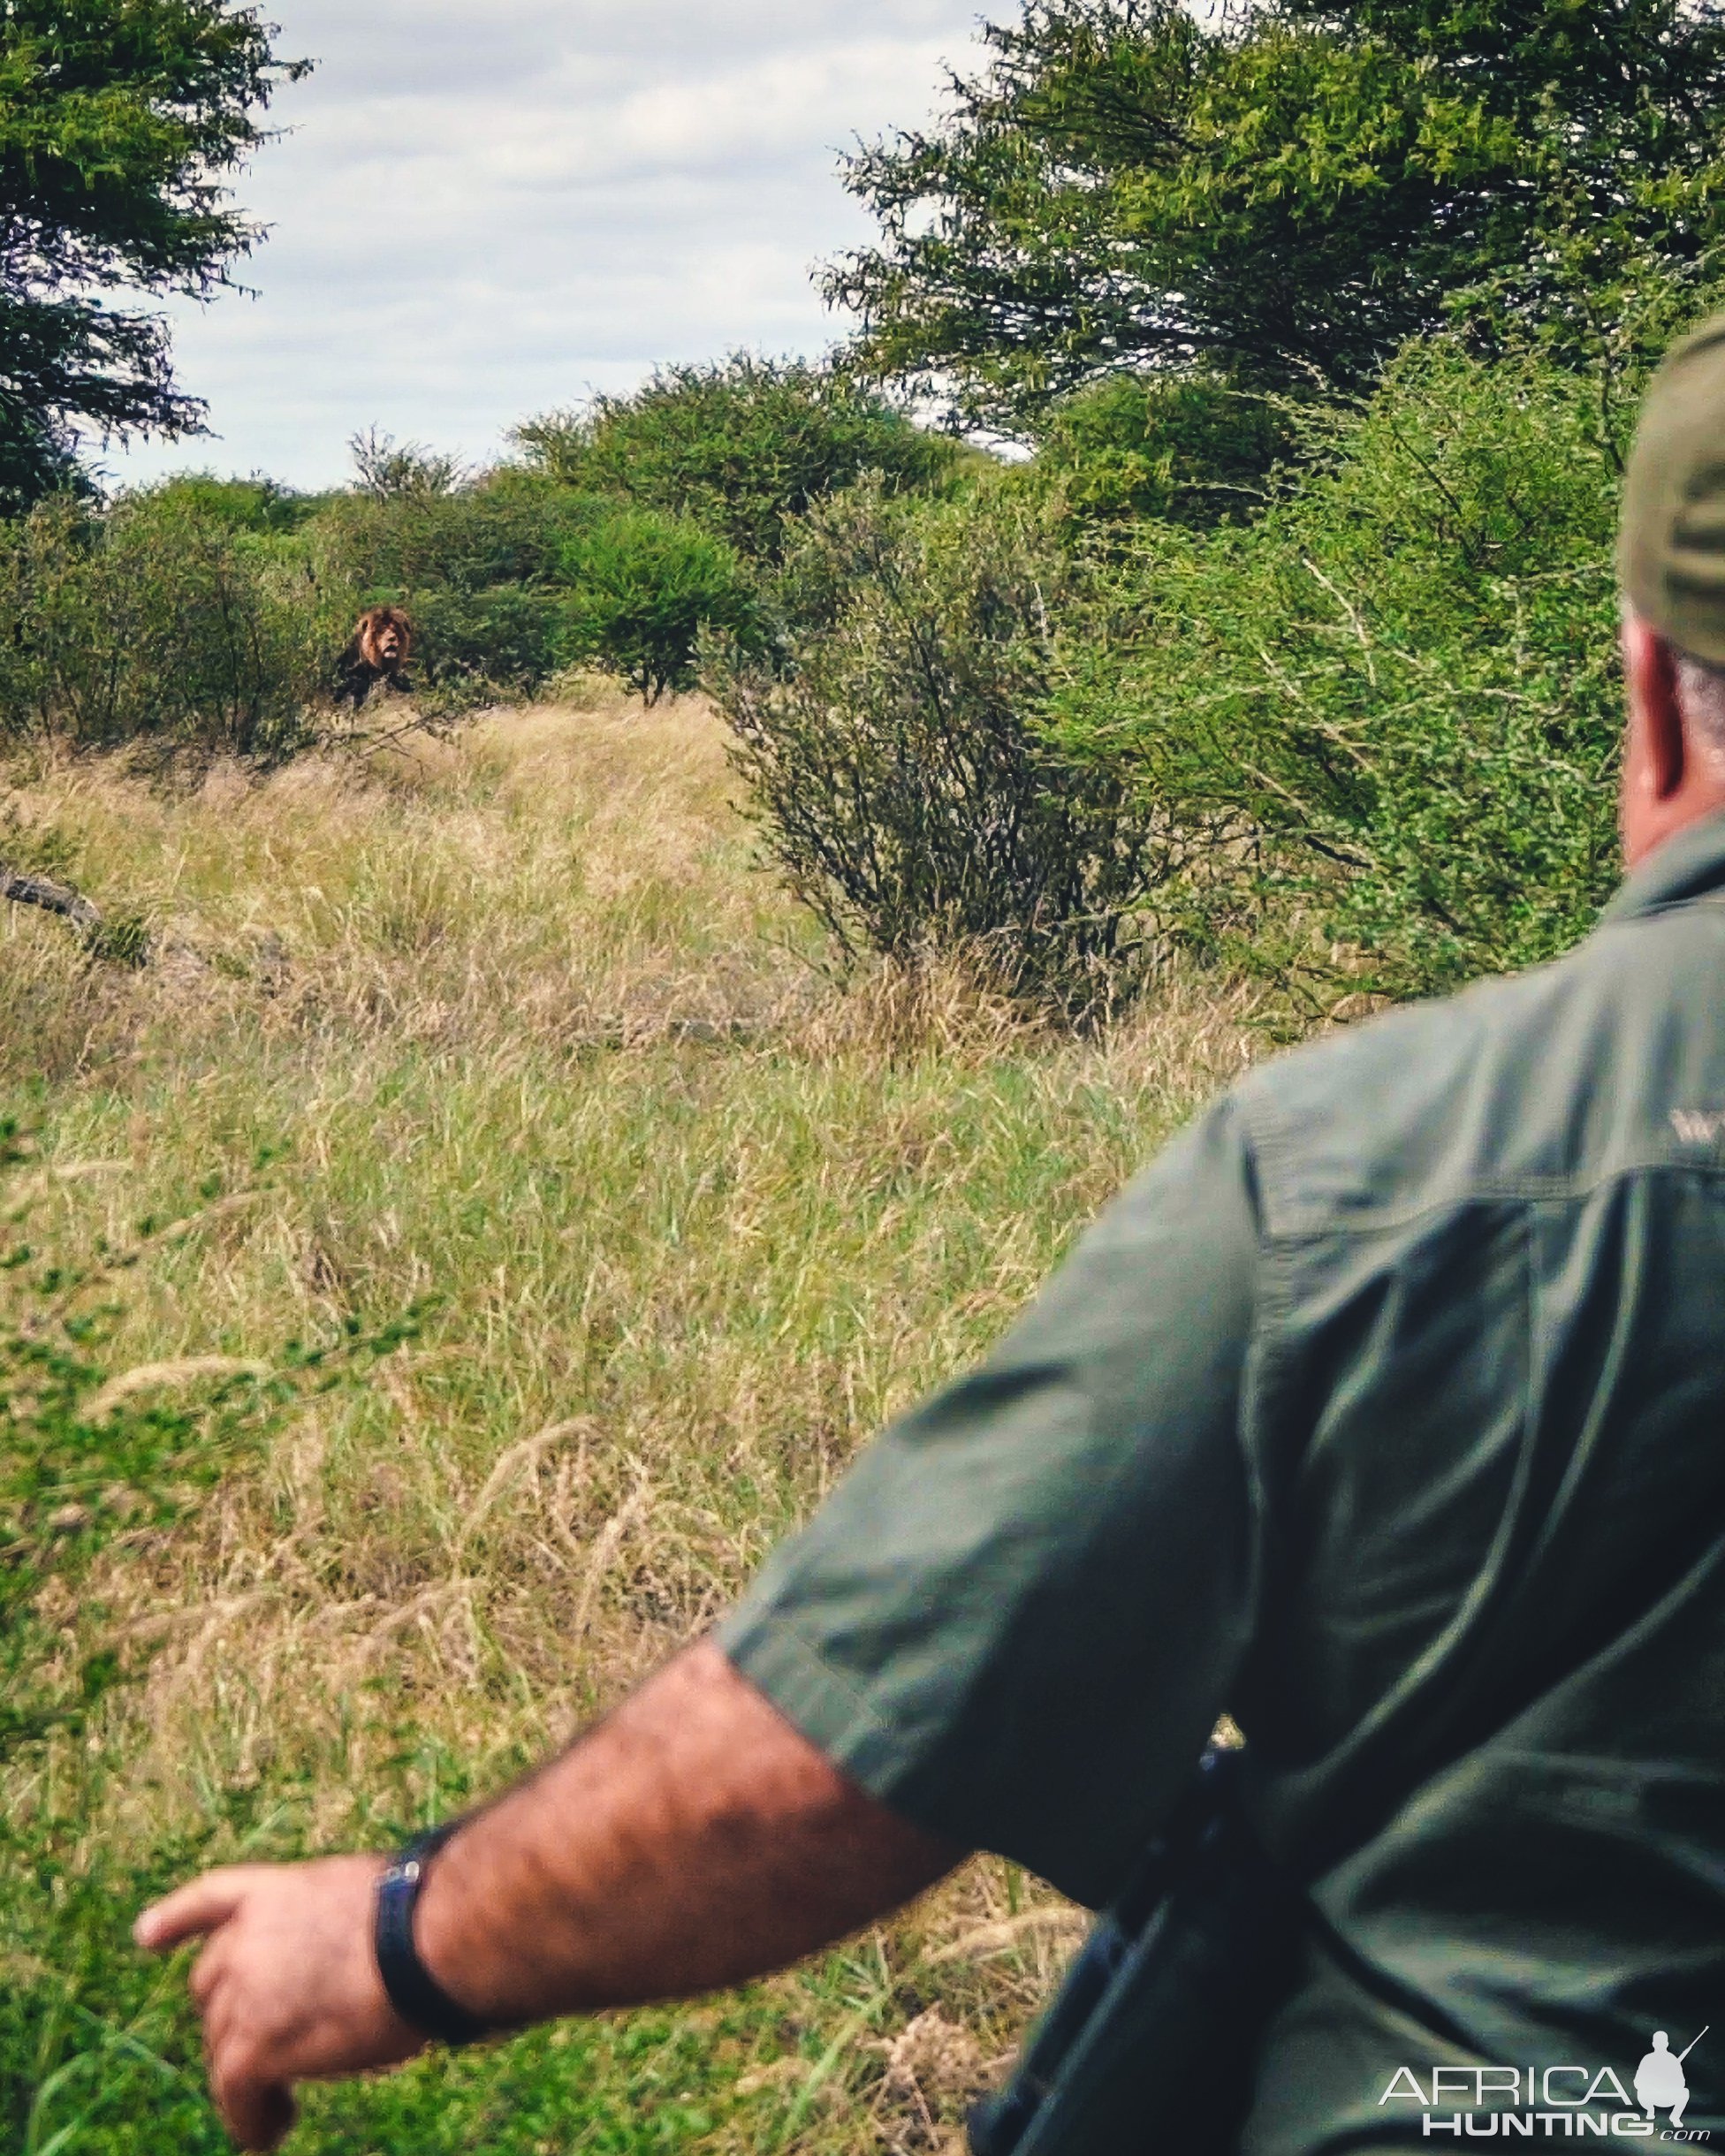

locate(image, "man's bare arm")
[[417, 1636, 960, 2020], [136, 1639, 962, 2151]]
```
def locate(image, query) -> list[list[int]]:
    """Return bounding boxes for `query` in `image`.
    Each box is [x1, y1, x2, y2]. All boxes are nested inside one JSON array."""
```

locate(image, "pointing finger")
[[134, 1869, 262, 1954]]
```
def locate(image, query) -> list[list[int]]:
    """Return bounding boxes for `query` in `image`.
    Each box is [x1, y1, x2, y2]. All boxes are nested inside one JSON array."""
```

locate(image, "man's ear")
[[1623, 612, 1687, 802]]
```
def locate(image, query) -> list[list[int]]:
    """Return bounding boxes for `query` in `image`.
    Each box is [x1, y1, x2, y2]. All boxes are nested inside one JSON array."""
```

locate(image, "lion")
[[334, 605, 414, 709]]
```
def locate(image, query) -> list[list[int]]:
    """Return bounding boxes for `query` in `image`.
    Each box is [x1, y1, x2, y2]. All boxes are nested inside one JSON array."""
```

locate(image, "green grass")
[[0, 691, 1261, 2153]]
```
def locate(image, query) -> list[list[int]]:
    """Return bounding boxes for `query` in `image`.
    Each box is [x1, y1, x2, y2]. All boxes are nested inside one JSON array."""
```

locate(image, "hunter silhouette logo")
[[1638, 2031, 1706, 2131], [1379, 2030, 1714, 2138]]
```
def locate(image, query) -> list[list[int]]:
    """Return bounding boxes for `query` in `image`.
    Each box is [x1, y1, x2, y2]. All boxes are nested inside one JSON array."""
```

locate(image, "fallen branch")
[[0, 860, 150, 965], [0, 861, 102, 936]]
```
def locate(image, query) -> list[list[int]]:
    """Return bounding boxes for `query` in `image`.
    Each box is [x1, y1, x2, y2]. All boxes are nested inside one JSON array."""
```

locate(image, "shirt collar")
[[1600, 808, 1725, 925]]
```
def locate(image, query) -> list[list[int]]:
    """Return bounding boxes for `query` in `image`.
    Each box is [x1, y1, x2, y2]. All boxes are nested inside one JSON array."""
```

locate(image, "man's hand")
[[133, 1644, 958, 2146], [134, 1854, 426, 2151]]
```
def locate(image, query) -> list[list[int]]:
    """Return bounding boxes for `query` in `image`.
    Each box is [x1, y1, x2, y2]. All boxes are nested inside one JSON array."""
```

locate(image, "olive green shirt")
[[720, 813, 1725, 2155]]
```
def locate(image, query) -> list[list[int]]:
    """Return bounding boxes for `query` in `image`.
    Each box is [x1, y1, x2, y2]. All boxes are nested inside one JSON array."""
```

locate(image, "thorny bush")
[[711, 481, 1220, 1015]]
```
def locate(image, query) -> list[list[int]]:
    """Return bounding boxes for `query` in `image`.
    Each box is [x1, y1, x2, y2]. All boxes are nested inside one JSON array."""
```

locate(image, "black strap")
[[374, 1825, 493, 2048]]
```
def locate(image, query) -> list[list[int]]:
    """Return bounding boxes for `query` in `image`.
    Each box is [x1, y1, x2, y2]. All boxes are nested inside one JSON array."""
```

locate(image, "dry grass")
[[0, 687, 1266, 2152]]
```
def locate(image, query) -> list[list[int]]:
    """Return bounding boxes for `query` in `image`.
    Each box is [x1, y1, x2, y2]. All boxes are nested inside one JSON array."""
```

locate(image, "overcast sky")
[[103, 1, 994, 493]]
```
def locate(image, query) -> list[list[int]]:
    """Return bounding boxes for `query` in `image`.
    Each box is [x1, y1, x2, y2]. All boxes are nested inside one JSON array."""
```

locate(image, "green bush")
[[559, 509, 760, 703], [0, 494, 332, 760], [319, 480, 604, 703], [516, 353, 963, 563], [403, 586, 568, 703], [1030, 369, 1294, 531], [1049, 335, 1631, 1000], [133, 472, 324, 537], [711, 481, 1207, 1012], [320, 480, 602, 601]]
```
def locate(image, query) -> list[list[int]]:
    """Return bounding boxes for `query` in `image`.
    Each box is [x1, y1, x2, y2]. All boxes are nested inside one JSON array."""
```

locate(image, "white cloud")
[[101, 0, 992, 492]]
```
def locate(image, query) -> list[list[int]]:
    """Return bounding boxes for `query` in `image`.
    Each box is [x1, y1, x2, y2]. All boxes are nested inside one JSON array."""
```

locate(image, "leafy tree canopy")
[[830, 0, 1725, 435], [0, 1, 306, 512], [514, 353, 966, 563]]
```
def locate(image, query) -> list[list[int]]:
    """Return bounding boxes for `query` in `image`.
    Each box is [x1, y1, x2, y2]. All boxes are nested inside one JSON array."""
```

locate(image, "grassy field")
[[0, 691, 1263, 2156]]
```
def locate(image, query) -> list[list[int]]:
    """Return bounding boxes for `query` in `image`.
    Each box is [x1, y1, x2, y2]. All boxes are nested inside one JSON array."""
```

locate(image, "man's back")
[[1236, 810, 1725, 2149], [720, 813, 1725, 2156]]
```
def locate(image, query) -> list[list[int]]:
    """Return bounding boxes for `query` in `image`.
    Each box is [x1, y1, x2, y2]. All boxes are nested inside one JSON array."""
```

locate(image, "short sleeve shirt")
[[720, 1097, 1260, 1908], [718, 812, 1725, 2154]]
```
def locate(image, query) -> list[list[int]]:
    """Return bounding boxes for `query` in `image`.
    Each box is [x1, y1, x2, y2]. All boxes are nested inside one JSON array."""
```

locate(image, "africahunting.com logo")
[[1380, 2030, 1711, 2140]]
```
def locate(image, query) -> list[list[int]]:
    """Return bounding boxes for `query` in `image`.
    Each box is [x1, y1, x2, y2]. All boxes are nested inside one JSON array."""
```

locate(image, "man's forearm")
[[415, 1638, 961, 2026], [137, 1636, 963, 2151]]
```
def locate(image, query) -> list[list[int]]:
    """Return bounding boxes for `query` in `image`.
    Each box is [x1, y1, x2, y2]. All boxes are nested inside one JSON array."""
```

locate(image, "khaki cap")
[[1622, 313, 1725, 665]]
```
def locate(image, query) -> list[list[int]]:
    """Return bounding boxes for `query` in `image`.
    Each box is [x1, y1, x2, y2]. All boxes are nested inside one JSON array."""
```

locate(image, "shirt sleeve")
[[716, 1094, 1262, 1909]]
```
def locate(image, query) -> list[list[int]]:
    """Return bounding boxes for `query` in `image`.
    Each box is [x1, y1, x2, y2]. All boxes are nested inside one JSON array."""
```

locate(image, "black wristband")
[[374, 1826, 492, 2048]]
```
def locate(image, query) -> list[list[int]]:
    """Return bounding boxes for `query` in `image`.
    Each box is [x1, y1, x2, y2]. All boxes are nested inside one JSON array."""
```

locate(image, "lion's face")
[[357, 609, 411, 672]]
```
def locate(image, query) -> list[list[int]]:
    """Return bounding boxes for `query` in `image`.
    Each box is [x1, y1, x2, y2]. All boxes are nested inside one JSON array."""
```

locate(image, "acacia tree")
[[0, 1, 306, 511], [828, 0, 1725, 436]]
